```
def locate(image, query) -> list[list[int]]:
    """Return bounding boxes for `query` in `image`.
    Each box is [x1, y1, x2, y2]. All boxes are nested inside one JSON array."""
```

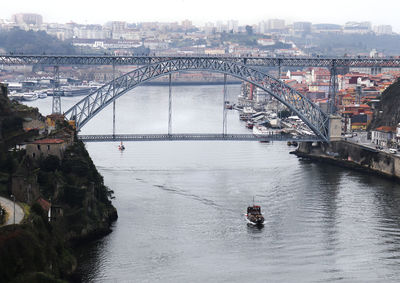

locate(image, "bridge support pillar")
[[328, 61, 337, 115], [112, 61, 116, 139], [168, 73, 172, 135], [222, 74, 227, 135], [51, 66, 61, 114], [329, 115, 342, 142]]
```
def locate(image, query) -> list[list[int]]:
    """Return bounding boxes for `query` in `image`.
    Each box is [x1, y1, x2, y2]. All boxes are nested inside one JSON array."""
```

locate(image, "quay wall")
[[295, 141, 400, 179]]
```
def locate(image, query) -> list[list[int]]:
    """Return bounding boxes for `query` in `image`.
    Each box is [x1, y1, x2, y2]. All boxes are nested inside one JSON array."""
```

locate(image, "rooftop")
[[33, 138, 64, 144]]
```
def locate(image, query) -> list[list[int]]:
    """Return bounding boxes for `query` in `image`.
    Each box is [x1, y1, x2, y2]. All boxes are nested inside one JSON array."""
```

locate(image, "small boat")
[[225, 102, 233, 110], [246, 121, 254, 129], [37, 92, 47, 99], [246, 199, 264, 226], [118, 142, 125, 151]]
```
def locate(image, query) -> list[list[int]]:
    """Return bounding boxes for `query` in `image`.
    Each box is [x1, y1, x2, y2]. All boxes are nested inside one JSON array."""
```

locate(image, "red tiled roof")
[[375, 126, 396, 133], [33, 139, 64, 144], [46, 114, 65, 119]]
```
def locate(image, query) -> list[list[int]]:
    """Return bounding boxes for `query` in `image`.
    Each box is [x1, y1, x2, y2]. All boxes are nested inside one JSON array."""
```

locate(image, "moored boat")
[[22, 92, 38, 101], [37, 92, 47, 99], [246, 121, 254, 129]]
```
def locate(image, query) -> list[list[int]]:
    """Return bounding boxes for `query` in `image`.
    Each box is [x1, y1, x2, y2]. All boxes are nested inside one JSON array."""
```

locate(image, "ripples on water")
[[24, 85, 400, 282]]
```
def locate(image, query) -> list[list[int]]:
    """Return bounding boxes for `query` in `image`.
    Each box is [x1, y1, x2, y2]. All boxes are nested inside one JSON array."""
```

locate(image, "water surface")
[[25, 85, 400, 282]]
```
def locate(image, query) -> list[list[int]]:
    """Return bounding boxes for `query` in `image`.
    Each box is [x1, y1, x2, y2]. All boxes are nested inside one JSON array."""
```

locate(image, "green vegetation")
[[221, 32, 259, 46], [292, 33, 400, 56], [0, 205, 74, 283], [0, 88, 117, 281], [0, 28, 76, 55]]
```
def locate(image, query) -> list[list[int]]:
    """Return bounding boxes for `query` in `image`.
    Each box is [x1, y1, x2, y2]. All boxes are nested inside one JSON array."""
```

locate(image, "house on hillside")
[[371, 126, 396, 147], [26, 138, 67, 160]]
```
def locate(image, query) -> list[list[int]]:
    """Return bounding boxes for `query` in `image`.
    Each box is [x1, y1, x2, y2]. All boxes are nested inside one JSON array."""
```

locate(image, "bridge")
[[5, 54, 391, 142], [63, 57, 331, 142], [2, 54, 400, 68], [78, 133, 320, 142]]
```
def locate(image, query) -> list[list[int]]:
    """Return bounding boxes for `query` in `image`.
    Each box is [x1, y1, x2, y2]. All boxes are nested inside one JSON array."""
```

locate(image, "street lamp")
[[10, 194, 15, 226]]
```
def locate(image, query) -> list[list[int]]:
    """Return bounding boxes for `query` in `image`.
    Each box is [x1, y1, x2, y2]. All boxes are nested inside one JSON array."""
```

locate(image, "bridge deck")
[[78, 133, 321, 142], [1, 55, 400, 68]]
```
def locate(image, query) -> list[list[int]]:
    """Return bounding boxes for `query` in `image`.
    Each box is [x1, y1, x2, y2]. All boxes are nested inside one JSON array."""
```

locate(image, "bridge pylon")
[[328, 115, 342, 142], [51, 66, 61, 114]]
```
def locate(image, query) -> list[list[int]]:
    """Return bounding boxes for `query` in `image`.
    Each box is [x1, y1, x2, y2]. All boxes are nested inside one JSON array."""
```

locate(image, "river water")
[[24, 85, 400, 282]]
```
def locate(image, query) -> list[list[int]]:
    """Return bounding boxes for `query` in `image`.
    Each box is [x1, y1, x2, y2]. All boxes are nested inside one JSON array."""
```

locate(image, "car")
[[389, 148, 397, 154]]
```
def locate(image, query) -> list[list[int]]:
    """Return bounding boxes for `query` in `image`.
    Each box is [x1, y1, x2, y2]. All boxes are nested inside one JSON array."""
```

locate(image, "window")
[[47, 145, 50, 150], [37, 145, 41, 150]]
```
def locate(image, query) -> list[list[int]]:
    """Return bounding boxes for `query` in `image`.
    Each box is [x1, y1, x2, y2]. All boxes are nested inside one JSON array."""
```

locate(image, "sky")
[[2, 0, 400, 31]]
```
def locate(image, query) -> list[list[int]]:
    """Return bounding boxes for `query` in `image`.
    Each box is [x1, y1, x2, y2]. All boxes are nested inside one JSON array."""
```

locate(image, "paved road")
[[347, 132, 400, 156], [0, 196, 24, 225]]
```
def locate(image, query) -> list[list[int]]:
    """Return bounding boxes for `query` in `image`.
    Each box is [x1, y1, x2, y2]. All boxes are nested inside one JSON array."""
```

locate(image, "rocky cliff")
[[0, 85, 117, 282], [369, 78, 400, 129]]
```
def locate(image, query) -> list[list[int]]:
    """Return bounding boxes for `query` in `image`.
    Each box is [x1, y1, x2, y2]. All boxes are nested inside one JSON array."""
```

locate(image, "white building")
[[268, 19, 285, 30], [227, 20, 239, 33], [344, 22, 371, 34], [373, 25, 392, 35], [371, 126, 396, 147], [257, 38, 275, 46]]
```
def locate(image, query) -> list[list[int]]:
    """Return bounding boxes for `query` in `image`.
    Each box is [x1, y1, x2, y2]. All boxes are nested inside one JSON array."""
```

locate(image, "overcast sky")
[[2, 0, 400, 31]]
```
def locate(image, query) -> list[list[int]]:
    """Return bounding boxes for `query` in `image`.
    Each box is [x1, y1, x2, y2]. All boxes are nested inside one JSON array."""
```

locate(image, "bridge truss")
[[2, 54, 400, 68], [64, 58, 330, 142]]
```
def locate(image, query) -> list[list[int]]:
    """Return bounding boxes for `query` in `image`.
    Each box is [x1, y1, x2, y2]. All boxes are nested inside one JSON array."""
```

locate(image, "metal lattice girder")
[[2, 54, 400, 68], [78, 134, 321, 142], [64, 58, 330, 141]]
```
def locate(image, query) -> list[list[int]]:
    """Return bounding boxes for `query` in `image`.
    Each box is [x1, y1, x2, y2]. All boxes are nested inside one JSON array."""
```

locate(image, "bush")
[[60, 185, 85, 207], [1, 116, 23, 135], [40, 155, 60, 172]]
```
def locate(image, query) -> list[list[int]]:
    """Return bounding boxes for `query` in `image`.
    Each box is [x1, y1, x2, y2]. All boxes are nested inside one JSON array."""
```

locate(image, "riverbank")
[[294, 140, 400, 180]]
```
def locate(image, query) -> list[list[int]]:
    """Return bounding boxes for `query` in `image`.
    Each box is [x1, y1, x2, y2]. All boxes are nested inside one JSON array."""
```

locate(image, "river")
[[24, 85, 400, 282]]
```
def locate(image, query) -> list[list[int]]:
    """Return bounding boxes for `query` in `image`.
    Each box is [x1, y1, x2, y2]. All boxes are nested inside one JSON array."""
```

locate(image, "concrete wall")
[[329, 116, 342, 141]]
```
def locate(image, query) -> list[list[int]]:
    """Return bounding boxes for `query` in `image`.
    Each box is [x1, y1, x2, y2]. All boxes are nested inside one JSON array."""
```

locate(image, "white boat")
[[37, 92, 47, 99], [22, 92, 39, 101], [253, 125, 280, 136], [242, 107, 256, 114]]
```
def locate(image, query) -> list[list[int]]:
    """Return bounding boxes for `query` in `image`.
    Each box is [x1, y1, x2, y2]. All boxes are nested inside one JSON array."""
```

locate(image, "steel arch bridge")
[[64, 58, 330, 142]]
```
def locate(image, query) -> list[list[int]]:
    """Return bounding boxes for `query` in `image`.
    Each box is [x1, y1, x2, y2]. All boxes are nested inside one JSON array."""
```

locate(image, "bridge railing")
[[77, 133, 322, 142]]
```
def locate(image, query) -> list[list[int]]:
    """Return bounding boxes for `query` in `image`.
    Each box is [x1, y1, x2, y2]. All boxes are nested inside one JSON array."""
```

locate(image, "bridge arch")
[[65, 58, 330, 141]]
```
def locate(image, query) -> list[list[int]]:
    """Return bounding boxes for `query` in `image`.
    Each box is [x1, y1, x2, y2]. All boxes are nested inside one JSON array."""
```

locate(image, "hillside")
[[0, 28, 76, 55], [369, 78, 400, 129], [0, 85, 117, 282]]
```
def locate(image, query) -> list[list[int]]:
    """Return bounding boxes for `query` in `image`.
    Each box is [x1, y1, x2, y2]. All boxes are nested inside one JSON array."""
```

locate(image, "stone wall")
[[296, 141, 400, 179]]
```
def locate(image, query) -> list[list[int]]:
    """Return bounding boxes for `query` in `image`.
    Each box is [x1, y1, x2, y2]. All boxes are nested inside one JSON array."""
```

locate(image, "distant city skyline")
[[2, 0, 400, 32]]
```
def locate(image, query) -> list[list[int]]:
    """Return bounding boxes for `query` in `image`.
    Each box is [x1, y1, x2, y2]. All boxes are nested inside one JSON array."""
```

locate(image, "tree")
[[245, 25, 253, 35]]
